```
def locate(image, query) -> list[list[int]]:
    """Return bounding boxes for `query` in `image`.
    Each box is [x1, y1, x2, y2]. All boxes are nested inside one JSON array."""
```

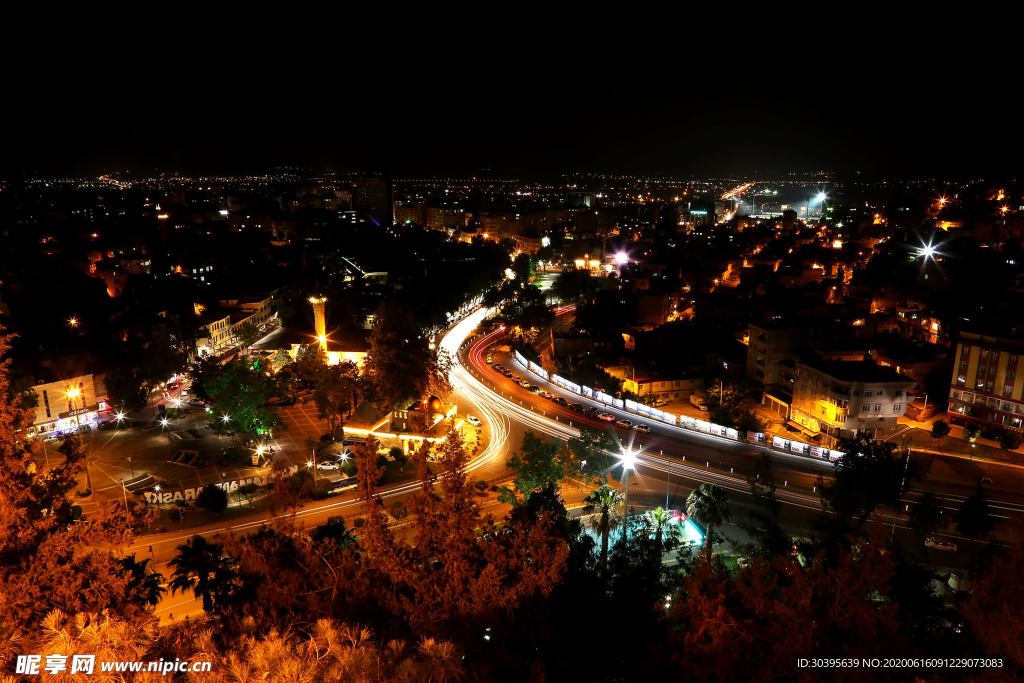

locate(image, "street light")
[[619, 447, 639, 544], [65, 383, 91, 491]]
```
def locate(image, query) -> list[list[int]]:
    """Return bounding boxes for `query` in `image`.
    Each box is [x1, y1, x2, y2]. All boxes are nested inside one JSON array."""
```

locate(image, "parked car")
[[538, 391, 554, 399], [633, 424, 651, 433], [924, 537, 957, 552], [568, 403, 584, 412], [518, 380, 532, 389], [467, 415, 482, 427], [615, 419, 633, 428], [316, 460, 341, 471], [98, 421, 116, 431], [552, 396, 568, 406], [528, 385, 541, 393], [320, 433, 337, 443], [486, 356, 494, 364], [598, 413, 616, 422]]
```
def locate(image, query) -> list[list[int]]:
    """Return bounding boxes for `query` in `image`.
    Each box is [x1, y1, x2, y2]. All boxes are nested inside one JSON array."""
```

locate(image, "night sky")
[[6, 48, 1017, 180]]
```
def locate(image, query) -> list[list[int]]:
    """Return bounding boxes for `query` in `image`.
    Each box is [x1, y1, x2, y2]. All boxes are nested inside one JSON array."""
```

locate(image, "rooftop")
[[797, 359, 916, 385]]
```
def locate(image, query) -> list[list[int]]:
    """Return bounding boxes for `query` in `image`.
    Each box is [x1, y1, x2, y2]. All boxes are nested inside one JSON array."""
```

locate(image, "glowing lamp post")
[[619, 447, 638, 545]]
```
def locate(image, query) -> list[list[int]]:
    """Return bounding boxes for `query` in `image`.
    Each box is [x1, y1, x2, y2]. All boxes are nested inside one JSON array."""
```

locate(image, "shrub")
[[353, 517, 366, 528], [376, 454, 389, 469], [389, 446, 407, 464], [998, 430, 1022, 451], [474, 480, 488, 492], [341, 460, 357, 477]]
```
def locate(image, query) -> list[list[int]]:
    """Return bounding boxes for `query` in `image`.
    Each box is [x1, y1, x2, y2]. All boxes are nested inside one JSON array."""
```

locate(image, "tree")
[[584, 484, 623, 571], [566, 428, 617, 484], [365, 301, 451, 410], [686, 483, 732, 548], [708, 405, 735, 428], [195, 483, 229, 512], [200, 357, 282, 443], [0, 330, 159, 629], [962, 423, 981, 443], [930, 419, 950, 450], [168, 535, 238, 612], [311, 515, 358, 548], [237, 482, 260, 506], [643, 507, 683, 552], [908, 490, 945, 537], [498, 431, 565, 505], [233, 320, 261, 351], [960, 526, 1024, 669], [314, 361, 359, 438], [294, 343, 328, 385], [735, 409, 767, 434], [734, 455, 791, 559], [819, 434, 916, 528], [955, 483, 994, 539]]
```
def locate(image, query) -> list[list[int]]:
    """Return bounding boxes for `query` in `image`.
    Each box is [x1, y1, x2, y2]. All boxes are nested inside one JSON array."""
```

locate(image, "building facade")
[[28, 374, 105, 437], [947, 331, 1024, 432], [791, 360, 915, 447], [747, 322, 810, 386]]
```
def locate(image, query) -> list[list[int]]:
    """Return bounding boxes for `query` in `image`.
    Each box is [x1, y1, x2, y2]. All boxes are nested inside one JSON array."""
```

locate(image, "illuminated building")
[[27, 374, 105, 437], [791, 360, 915, 447], [948, 331, 1024, 432]]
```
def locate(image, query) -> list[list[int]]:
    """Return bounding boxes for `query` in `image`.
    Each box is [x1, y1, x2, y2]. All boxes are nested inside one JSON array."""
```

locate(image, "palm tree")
[[585, 484, 623, 569], [643, 506, 683, 550], [120, 555, 166, 608], [168, 534, 237, 612], [686, 483, 732, 549]]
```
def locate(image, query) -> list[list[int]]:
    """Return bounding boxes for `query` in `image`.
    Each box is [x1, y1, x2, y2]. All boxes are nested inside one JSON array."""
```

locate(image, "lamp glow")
[[620, 448, 638, 471], [615, 252, 629, 265]]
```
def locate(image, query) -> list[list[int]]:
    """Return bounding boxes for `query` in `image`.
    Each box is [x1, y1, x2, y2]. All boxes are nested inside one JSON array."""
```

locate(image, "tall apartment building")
[[947, 331, 1024, 432], [747, 321, 810, 387], [791, 360, 915, 447], [352, 176, 394, 226]]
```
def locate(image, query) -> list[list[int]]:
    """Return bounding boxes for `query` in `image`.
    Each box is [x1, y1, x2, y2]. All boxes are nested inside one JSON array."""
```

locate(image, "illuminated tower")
[[309, 297, 327, 351]]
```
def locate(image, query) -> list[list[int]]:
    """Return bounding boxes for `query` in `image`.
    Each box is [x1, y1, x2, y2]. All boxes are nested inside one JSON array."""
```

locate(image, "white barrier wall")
[[508, 349, 844, 462]]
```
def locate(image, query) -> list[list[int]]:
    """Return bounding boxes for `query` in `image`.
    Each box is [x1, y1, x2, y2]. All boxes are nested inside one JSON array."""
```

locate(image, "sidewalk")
[[894, 419, 1024, 467]]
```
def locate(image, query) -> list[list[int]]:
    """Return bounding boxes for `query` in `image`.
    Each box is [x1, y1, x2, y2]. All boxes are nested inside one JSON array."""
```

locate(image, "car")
[[633, 424, 651, 433], [98, 421, 116, 431], [467, 415, 482, 427], [552, 396, 568, 406], [528, 385, 540, 393], [924, 537, 957, 552], [568, 403, 584, 412], [615, 419, 633, 428], [486, 357, 494, 364], [518, 380, 532, 389], [492, 364, 503, 370], [538, 391, 554, 399], [320, 433, 337, 443], [598, 413, 616, 422], [512, 376, 522, 382], [189, 397, 206, 405], [316, 460, 341, 471]]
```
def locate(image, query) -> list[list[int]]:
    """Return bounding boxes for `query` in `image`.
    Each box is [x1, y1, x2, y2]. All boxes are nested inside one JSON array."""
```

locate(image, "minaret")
[[309, 297, 327, 351]]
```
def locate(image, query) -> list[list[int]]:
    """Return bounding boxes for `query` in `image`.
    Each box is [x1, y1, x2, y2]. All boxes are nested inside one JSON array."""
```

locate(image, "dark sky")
[[5, 37, 1017, 180]]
